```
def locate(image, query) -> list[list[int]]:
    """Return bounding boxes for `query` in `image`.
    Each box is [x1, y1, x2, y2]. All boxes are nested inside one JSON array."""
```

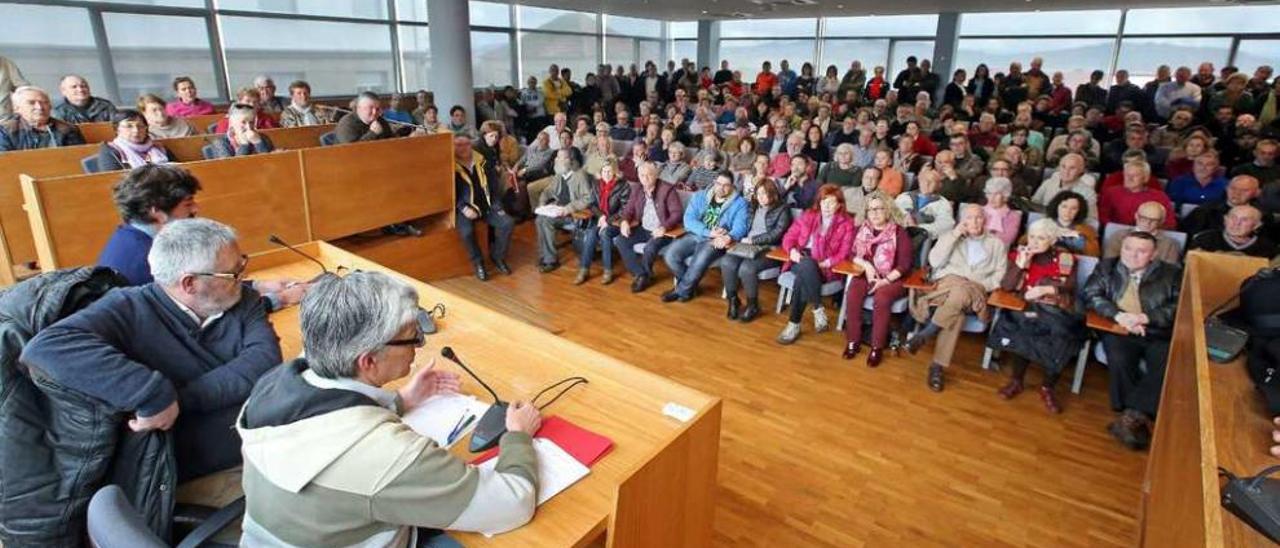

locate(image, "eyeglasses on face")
[[384, 332, 426, 348], [191, 254, 249, 282]]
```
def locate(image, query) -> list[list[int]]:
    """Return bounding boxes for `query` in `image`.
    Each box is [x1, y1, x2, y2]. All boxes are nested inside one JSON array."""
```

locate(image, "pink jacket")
[[781, 210, 855, 281]]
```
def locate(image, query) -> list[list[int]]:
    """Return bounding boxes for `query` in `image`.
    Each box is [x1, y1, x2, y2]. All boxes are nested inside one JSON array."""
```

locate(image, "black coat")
[[744, 203, 793, 247], [588, 178, 633, 224], [1083, 258, 1182, 340]]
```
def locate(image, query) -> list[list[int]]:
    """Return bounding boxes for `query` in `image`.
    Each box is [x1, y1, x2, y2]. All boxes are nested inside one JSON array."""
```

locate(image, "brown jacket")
[[619, 180, 683, 230]]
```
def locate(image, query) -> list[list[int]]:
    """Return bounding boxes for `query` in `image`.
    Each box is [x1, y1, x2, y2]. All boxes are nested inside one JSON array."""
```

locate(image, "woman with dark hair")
[[802, 125, 829, 164], [795, 62, 817, 97], [1040, 190, 1100, 256], [96, 110, 173, 172], [944, 68, 967, 107], [776, 184, 855, 344], [818, 65, 841, 96], [966, 64, 994, 106], [722, 181, 793, 322], [842, 192, 914, 366]]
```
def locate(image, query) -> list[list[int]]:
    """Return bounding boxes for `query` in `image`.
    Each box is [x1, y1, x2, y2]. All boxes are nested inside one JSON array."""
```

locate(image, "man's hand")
[[275, 283, 309, 307], [397, 358, 461, 410], [597, 216, 609, 229], [410, 127, 428, 137], [1270, 417, 1280, 457], [619, 220, 632, 238], [462, 206, 480, 220], [130, 401, 179, 432], [505, 401, 543, 435], [369, 119, 384, 135], [243, 129, 261, 144], [653, 226, 667, 238]]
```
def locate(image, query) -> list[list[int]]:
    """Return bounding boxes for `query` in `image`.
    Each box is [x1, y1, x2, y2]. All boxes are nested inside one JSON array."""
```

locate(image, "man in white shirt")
[[1032, 153, 1099, 221]]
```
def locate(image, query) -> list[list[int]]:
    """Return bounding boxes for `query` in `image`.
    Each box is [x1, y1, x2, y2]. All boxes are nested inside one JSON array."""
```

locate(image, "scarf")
[[110, 137, 168, 168], [854, 223, 899, 275]]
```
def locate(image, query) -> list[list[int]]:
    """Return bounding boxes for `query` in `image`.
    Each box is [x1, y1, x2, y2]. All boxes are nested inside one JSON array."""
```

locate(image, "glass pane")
[[956, 38, 1114, 90], [0, 5, 105, 102], [1235, 40, 1280, 78], [606, 15, 662, 38], [520, 33, 599, 85], [670, 21, 697, 39], [1125, 6, 1280, 35], [104, 13, 219, 103], [395, 0, 427, 22], [470, 1, 510, 27], [719, 40, 817, 76], [673, 40, 697, 67], [721, 18, 816, 38], [519, 6, 596, 33], [1116, 37, 1232, 86], [639, 40, 663, 68], [220, 0, 387, 20], [84, 0, 204, 7], [606, 37, 636, 69], [889, 40, 934, 77], [961, 10, 1120, 36], [399, 25, 431, 91], [825, 15, 938, 37], [472, 31, 513, 88], [820, 39, 890, 74], [222, 16, 393, 95]]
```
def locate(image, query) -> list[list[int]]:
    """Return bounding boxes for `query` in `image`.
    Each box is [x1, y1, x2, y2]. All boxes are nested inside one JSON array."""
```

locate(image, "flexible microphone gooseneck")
[[316, 104, 433, 132], [440, 346, 509, 452], [268, 234, 330, 282]]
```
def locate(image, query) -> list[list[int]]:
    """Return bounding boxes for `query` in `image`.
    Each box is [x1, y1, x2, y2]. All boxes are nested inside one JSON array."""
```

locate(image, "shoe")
[[602, 271, 614, 285], [842, 341, 861, 360], [927, 364, 945, 392], [776, 322, 801, 345], [538, 262, 560, 274], [474, 264, 489, 281], [678, 291, 695, 303], [812, 307, 829, 332], [739, 300, 760, 323], [1039, 386, 1062, 414], [904, 331, 928, 355], [630, 275, 650, 293], [727, 297, 741, 320], [997, 379, 1024, 400], [867, 347, 884, 368], [661, 290, 681, 303], [1108, 410, 1150, 450], [493, 260, 512, 275], [573, 268, 589, 285]]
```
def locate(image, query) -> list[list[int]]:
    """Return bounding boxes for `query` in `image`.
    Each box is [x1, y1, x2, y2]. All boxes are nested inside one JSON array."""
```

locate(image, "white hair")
[[12, 85, 48, 102], [301, 271, 419, 379], [253, 75, 274, 87], [148, 218, 237, 286]]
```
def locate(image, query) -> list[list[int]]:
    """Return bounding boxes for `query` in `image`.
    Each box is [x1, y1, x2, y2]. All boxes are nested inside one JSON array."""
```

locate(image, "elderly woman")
[[658, 141, 692, 186], [205, 103, 274, 159], [685, 149, 722, 190], [981, 177, 1022, 248], [989, 218, 1085, 414], [818, 143, 863, 188], [842, 193, 914, 366], [1165, 133, 1213, 181], [584, 123, 614, 176], [1046, 129, 1099, 171], [95, 110, 173, 172], [578, 158, 631, 284], [1041, 191, 1100, 256], [723, 182, 793, 323], [777, 184, 854, 344], [905, 204, 1009, 392], [729, 136, 758, 175], [137, 93, 194, 139]]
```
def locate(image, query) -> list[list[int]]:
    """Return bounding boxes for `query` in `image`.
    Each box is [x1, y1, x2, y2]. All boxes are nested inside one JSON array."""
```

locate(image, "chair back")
[[319, 132, 338, 146], [80, 155, 100, 174], [87, 485, 168, 548], [200, 144, 216, 160]]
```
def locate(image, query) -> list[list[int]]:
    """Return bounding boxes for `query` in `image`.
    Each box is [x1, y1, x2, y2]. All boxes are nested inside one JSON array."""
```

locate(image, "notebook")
[[401, 393, 492, 448], [471, 415, 614, 467]]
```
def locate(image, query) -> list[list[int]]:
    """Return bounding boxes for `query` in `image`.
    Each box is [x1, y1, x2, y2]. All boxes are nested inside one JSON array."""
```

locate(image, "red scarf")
[[599, 178, 618, 216], [853, 223, 899, 275]]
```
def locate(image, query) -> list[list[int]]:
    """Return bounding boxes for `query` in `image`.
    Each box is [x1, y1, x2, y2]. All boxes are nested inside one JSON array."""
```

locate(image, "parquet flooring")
[[442, 223, 1146, 547]]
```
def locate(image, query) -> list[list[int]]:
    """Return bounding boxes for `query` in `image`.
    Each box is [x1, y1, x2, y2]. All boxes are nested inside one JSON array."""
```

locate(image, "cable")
[[532, 376, 589, 410]]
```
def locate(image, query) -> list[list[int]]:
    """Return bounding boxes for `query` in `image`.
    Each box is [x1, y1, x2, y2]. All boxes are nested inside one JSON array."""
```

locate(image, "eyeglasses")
[[191, 254, 249, 282], [1135, 215, 1163, 224], [385, 332, 426, 348]]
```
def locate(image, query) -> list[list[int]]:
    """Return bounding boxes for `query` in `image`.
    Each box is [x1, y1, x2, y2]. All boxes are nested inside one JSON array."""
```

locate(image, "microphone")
[[317, 104, 432, 131], [440, 346, 509, 452], [268, 234, 330, 282]]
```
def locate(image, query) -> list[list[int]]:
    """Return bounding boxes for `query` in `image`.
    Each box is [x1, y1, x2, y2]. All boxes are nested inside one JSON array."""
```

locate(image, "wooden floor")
[[431, 224, 1147, 547]]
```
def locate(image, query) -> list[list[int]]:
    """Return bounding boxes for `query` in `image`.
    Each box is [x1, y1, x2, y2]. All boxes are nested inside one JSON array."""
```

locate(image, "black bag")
[[1220, 465, 1280, 542]]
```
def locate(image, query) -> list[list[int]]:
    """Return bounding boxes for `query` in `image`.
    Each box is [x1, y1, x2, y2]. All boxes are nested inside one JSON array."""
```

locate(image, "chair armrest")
[[903, 269, 934, 291], [1087, 312, 1128, 335], [987, 290, 1027, 311]]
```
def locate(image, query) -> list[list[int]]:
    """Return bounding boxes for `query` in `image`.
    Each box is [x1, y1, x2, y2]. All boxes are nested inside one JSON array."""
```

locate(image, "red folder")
[[471, 416, 613, 467]]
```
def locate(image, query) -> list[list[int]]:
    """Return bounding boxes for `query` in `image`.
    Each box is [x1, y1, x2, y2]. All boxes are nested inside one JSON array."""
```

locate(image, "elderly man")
[[534, 149, 593, 274], [1166, 152, 1228, 207], [768, 131, 807, 178], [279, 80, 334, 128], [896, 167, 956, 239], [335, 92, 425, 143], [237, 271, 542, 546], [934, 149, 979, 206], [1154, 66, 1202, 120], [1032, 153, 1098, 219], [614, 162, 684, 293], [1103, 201, 1184, 264], [948, 135, 986, 182], [1232, 138, 1280, 186], [661, 171, 748, 303], [1182, 175, 1265, 236], [1099, 161, 1176, 228], [1189, 204, 1278, 258], [1084, 231, 1182, 450], [22, 218, 282, 481], [905, 204, 1008, 392], [454, 134, 513, 281], [0, 86, 85, 152], [540, 112, 569, 150], [253, 75, 285, 114], [52, 74, 116, 123], [1101, 125, 1164, 175]]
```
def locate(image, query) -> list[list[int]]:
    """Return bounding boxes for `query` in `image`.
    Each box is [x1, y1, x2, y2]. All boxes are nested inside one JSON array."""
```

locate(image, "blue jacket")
[[98, 224, 155, 285], [683, 188, 748, 240], [0, 115, 85, 152], [1165, 174, 1228, 207]]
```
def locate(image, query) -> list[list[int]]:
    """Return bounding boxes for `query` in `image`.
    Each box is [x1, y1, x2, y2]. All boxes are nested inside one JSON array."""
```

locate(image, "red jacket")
[[1097, 185, 1176, 229], [781, 210, 855, 282]]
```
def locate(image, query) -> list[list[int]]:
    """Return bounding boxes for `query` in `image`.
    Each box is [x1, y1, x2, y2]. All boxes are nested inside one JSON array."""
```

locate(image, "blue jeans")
[[663, 234, 726, 297], [613, 227, 674, 277], [579, 224, 621, 271]]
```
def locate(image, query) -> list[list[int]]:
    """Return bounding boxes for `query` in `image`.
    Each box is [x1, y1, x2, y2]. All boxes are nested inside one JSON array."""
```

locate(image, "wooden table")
[[764, 247, 861, 277], [247, 242, 722, 547]]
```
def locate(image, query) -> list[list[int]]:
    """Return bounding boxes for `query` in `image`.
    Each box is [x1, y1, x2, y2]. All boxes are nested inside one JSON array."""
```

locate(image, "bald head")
[[1227, 175, 1261, 207]]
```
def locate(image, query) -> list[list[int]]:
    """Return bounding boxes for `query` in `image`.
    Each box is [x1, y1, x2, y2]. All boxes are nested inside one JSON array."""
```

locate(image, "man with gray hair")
[[21, 218, 281, 482], [237, 271, 542, 546], [0, 86, 85, 152], [534, 147, 594, 274], [252, 74, 285, 114]]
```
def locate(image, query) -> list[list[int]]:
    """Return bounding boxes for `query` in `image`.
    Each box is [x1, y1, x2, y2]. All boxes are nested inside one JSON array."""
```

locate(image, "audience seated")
[[1104, 202, 1184, 264], [1153, 67, 1202, 120], [336, 92, 425, 144], [842, 193, 913, 366], [686, 149, 723, 190], [844, 167, 881, 221], [661, 172, 748, 303], [936, 150, 981, 206], [1181, 175, 1264, 236], [1099, 161, 1176, 228], [1188, 204, 1277, 258], [454, 133, 514, 281], [722, 182, 792, 322], [577, 159, 630, 285], [534, 149, 594, 274], [0, 86, 85, 152], [138, 93, 195, 139], [1165, 151, 1228, 207], [873, 148, 905, 197], [205, 103, 274, 159], [214, 87, 279, 133], [165, 76, 216, 117], [896, 168, 956, 239], [776, 184, 855, 344], [614, 162, 684, 293], [252, 75, 285, 114], [1033, 154, 1098, 220], [279, 80, 335, 128], [1231, 138, 1280, 186], [95, 110, 173, 172], [52, 74, 116, 123], [383, 93, 415, 126], [982, 177, 1022, 248], [1041, 191, 1101, 256], [1083, 231, 1182, 450], [446, 105, 478, 139], [778, 154, 819, 209]]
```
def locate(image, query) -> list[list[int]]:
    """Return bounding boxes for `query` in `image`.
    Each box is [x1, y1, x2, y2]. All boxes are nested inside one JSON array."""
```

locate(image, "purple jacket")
[[619, 180, 683, 230]]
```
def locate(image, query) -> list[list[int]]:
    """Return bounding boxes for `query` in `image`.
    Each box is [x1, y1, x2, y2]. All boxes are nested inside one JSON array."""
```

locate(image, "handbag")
[[727, 243, 769, 259], [1220, 465, 1280, 542]]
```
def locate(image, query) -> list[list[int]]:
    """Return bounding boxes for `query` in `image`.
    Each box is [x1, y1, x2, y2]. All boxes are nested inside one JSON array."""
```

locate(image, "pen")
[[447, 414, 476, 445]]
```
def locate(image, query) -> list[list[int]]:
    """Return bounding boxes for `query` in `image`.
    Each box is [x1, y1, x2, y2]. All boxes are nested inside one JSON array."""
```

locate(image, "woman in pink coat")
[[777, 183, 855, 344]]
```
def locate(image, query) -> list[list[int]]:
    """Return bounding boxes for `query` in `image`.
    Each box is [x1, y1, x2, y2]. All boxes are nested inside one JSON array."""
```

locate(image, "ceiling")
[[490, 0, 1269, 20]]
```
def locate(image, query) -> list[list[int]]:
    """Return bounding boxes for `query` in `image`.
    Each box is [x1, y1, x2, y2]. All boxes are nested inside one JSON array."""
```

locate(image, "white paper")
[[402, 393, 491, 448], [534, 205, 566, 218], [479, 438, 590, 505]]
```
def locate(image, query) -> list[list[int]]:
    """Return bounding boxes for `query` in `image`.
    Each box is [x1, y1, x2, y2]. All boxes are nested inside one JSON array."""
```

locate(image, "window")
[[395, 0, 427, 22], [398, 26, 431, 91], [606, 37, 636, 69], [470, 1, 510, 27], [1116, 37, 1232, 86], [219, 0, 388, 20], [961, 10, 1120, 36], [221, 16, 394, 95], [889, 40, 934, 76], [84, 0, 204, 6], [825, 15, 938, 37], [670, 21, 697, 39], [1124, 6, 1280, 35], [720, 40, 817, 75], [720, 18, 816, 38], [103, 13, 219, 102], [606, 15, 662, 38], [956, 38, 1114, 90], [820, 39, 890, 74], [639, 40, 663, 67], [519, 6, 596, 33], [520, 33, 599, 85], [472, 31, 513, 87], [672, 40, 697, 67], [0, 5, 105, 101], [1234, 40, 1280, 78]]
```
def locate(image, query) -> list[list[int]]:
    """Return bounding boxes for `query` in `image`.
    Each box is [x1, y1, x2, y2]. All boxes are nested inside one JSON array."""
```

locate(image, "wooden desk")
[[902, 269, 933, 290], [1087, 312, 1128, 336], [78, 114, 226, 143], [765, 248, 860, 277], [1141, 251, 1271, 546], [248, 242, 722, 547], [987, 289, 1027, 311]]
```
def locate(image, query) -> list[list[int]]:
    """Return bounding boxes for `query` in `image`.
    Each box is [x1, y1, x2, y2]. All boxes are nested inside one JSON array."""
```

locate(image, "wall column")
[[696, 20, 721, 70], [427, 0, 475, 125], [931, 12, 961, 103]]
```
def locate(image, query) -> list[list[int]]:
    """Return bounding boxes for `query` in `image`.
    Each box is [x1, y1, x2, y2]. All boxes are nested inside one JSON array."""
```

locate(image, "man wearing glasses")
[[22, 218, 282, 482], [1103, 201, 1185, 265]]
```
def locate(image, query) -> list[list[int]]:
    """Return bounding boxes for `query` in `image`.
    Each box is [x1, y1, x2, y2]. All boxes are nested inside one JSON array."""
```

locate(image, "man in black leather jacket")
[[1083, 231, 1183, 450]]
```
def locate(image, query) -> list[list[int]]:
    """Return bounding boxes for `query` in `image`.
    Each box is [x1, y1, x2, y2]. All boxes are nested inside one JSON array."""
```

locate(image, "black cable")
[[532, 376, 589, 410]]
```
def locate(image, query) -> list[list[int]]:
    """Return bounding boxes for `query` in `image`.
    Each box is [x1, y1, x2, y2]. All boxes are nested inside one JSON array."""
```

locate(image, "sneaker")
[[573, 268, 589, 285], [812, 307, 829, 332], [776, 322, 801, 345], [602, 271, 615, 285]]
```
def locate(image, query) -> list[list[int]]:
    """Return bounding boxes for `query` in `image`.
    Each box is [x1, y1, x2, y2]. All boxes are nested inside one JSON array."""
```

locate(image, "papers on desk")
[[478, 438, 589, 506], [534, 204, 567, 218], [402, 393, 491, 448]]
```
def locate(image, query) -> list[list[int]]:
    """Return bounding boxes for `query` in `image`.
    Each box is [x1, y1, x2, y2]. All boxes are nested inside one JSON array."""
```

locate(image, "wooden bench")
[[78, 113, 225, 143]]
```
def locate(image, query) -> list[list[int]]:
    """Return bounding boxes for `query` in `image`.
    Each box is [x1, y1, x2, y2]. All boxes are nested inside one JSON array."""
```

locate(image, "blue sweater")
[[98, 224, 155, 285], [683, 189, 749, 240], [20, 284, 282, 417]]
